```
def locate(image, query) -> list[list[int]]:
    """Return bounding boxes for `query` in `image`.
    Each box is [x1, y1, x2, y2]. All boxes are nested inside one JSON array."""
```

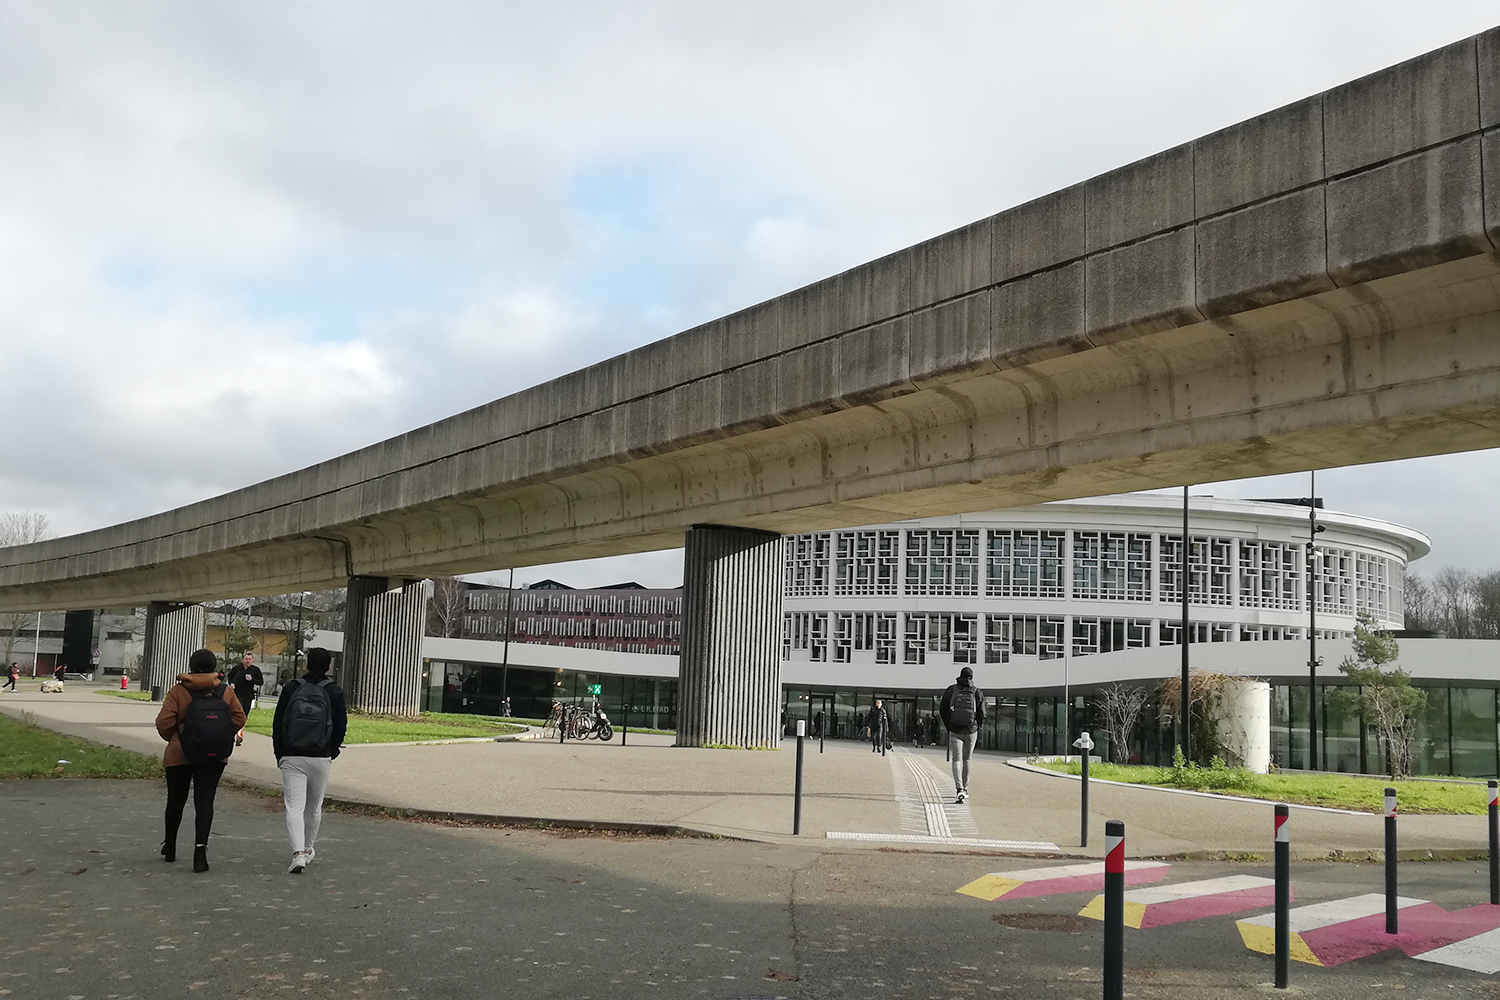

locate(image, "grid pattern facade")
[[986, 530, 1066, 598], [904, 529, 981, 597], [780, 508, 1413, 667], [462, 586, 682, 654], [1072, 531, 1153, 601]]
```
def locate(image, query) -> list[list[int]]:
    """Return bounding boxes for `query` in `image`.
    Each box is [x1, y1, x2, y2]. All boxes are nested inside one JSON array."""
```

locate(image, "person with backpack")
[[939, 666, 985, 804], [272, 647, 347, 874], [154, 648, 245, 872]]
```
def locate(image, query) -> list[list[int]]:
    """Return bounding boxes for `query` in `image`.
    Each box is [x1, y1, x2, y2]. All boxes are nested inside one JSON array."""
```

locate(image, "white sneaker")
[[956, 790, 968, 804], [288, 852, 309, 874], [304, 847, 315, 865]]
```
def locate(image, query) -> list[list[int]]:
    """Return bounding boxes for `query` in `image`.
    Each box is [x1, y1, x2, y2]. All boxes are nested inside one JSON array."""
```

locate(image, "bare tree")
[[1097, 684, 1150, 764], [0, 512, 51, 666], [426, 577, 468, 638]]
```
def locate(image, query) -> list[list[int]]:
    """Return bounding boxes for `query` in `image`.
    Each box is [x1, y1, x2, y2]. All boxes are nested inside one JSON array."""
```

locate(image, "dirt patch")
[[990, 912, 1094, 933]]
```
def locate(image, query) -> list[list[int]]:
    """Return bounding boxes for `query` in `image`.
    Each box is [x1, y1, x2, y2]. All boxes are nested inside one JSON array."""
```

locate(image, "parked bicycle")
[[553, 701, 614, 742]]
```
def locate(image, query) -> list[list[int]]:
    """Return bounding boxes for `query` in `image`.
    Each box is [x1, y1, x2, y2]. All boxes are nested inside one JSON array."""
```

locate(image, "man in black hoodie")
[[272, 647, 347, 874], [939, 666, 985, 804]]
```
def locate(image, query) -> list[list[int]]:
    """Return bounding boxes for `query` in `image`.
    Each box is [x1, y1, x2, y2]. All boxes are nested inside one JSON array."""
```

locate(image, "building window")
[[833, 530, 900, 596], [986, 613, 1065, 659], [904, 613, 980, 663], [1355, 552, 1391, 619], [1312, 546, 1356, 615], [905, 529, 981, 597], [1239, 540, 1301, 611], [875, 613, 897, 663], [1159, 620, 1235, 644], [984, 615, 1011, 663], [1240, 624, 1303, 641], [786, 612, 827, 659], [1072, 531, 1152, 601], [785, 533, 831, 597], [986, 529, 1065, 598], [1071, 617, 1153, 656], [903, 614, 927, 664], [1160, 534, 1234, 606]]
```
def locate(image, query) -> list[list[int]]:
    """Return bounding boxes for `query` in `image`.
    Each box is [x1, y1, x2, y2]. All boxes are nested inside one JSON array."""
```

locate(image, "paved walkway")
[[3, 686, 1493, 859]]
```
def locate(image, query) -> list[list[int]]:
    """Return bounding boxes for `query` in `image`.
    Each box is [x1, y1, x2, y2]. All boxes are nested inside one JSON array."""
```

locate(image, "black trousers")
[[163, 761, 227, 847]]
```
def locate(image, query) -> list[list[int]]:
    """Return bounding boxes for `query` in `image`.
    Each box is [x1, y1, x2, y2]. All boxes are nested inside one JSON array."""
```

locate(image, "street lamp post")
[[1307, 473, 1325, 771], [1181, 486, 1191, 763]]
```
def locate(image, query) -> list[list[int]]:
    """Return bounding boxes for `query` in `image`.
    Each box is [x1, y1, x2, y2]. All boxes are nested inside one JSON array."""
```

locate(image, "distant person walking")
[[2, 662, 17, 692], [273, 647, 347, 874], [155, 649, 244, 872], [939, 666, 985, 804], [866, 699, 889, 753], [53, 662, 65, 684], [225, 653, 264, 746]]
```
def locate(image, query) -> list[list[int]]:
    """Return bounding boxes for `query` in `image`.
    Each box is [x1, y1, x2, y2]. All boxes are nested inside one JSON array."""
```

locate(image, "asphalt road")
[[5, 780, 1500, 1000]]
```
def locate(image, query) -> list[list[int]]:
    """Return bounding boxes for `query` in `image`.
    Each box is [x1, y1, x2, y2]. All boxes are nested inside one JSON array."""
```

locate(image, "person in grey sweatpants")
[[272, 647, 347, 873], [939, 666, 986, 804]]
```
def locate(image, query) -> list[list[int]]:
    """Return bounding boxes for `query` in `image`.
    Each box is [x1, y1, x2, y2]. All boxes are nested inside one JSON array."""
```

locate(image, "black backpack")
[[179, 683, 237, 763], [948, 685, 977, 731], [281, 678, 334, 755]]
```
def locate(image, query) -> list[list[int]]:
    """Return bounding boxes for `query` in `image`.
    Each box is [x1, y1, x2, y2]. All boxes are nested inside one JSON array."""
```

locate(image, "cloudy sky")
[[2, 2, 1497, 590]]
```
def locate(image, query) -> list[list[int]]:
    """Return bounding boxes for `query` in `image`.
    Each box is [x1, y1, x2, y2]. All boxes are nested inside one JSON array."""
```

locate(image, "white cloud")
[[0, 0, 1497, 583]]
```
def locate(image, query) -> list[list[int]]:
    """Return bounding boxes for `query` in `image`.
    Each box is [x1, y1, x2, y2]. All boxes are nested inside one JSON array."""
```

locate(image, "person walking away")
[[225, 653, 264, 746], [866, 699, 889, 753], [273, 647, 347, 874], [939, 666, 985, 804], [53, 661, 66, 684], [2, 662, 17, 692], [155, 649, 244, 872]]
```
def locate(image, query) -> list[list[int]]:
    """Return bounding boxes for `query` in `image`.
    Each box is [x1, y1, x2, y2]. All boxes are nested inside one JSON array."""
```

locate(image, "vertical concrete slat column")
[[342, 575, 425, 716], [677, 525, 784, 749], [142, 602, 205, 694]]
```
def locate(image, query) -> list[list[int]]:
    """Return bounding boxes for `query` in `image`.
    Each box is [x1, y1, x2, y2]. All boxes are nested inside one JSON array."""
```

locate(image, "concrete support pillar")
[[142, 602, 205, 695], [342, 575, 425, 716], [676, 525, 784, 749]]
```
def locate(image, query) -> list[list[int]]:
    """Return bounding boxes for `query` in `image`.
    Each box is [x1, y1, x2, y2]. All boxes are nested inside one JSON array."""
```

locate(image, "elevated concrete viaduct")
[[4, 30, 1500, 740]]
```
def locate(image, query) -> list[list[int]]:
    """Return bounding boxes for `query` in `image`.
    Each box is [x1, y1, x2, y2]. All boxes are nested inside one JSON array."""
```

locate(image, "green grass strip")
[[1036, 760, 1490, 815], [241, 708, 527, 744], [95, 689, 154, 701], [0, 711, 162, 779]]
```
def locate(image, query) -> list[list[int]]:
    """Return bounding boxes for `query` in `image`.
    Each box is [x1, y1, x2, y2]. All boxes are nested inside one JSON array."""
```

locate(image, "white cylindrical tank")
[[1216, 678, 1272, 774]]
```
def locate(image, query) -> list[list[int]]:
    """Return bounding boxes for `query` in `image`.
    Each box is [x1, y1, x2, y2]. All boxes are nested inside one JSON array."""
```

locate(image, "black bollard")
[[793, 720, 806, 836], [1385, 787, 1398, 934], [1075, 731, 1094, 849], [1274, 804, 1290, 989], [1103, 819, 1125, 1000], [1489, 780, 1498, 906], [621, 723, 627, 746]]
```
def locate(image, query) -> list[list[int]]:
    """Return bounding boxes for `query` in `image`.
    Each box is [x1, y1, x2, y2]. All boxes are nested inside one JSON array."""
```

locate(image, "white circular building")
[[777, 494, 1429, 766]]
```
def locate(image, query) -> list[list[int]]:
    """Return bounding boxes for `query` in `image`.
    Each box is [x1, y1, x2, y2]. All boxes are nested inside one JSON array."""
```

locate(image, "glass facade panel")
[[1451, 688, 1497, 779], [1321, 688, 1362, 773], [1415, 687, 1451, 777]]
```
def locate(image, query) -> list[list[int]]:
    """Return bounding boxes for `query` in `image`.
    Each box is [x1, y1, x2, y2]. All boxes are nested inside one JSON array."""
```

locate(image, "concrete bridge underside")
[[4, 253, 1498, 613], [2, 29, 1499, 743]]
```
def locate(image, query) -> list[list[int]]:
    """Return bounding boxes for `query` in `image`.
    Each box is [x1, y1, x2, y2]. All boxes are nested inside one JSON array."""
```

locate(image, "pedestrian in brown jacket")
[[155, 649, 245, 872]]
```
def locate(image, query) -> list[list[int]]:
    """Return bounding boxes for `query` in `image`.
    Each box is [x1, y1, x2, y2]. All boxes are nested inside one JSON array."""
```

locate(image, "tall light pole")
[[1181, 486, 1191, 762], [500, 568, 514, 710], [1307, 472, 1325, 771]]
